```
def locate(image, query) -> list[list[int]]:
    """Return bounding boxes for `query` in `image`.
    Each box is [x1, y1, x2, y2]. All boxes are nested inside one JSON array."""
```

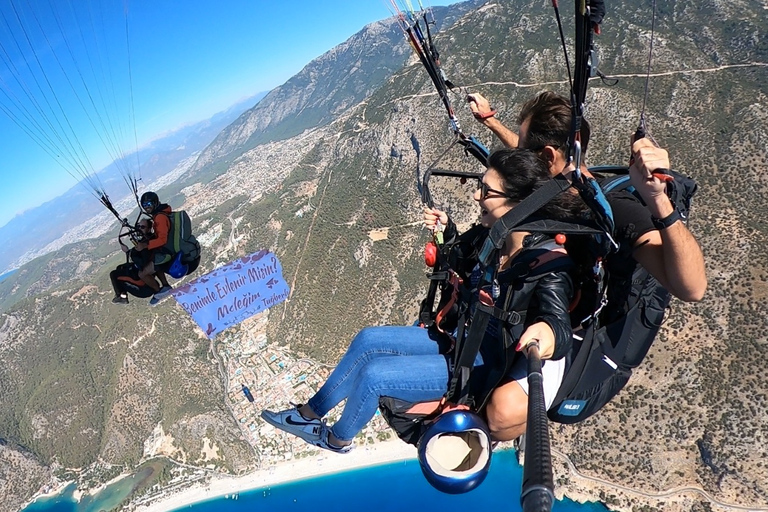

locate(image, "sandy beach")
[[135, 440, 419, 512]]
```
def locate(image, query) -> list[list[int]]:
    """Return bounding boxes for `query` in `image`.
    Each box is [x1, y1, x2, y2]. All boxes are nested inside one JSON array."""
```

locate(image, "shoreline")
[[134, 439, 419, 512], [72, 472, 133, 502], [22, 480, 75, 506]]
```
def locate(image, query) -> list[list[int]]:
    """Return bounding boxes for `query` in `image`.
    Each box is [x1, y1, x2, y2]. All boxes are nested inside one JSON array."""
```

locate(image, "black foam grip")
[[521, 345, 555, 512]]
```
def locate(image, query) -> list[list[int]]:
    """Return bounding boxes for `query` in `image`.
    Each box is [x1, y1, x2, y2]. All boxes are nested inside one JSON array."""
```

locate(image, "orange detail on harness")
[[118, 276, 145, 287], [434, 271, 463, 335], [405, 397, 470, 416]]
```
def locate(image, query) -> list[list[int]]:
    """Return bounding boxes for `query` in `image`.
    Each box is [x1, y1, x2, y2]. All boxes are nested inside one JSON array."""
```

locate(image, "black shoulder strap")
[[478, 173, 617, 274], [445, 291, 494, 405], [478, 175, 573, 267]]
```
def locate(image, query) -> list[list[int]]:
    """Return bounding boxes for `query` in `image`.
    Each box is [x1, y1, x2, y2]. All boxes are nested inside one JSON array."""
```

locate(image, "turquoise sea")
[[22, 450, 608, 512], [0, 268, 17, 283]]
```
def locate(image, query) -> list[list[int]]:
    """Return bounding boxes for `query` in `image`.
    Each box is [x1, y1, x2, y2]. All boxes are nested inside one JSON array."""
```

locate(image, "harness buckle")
[[505, 311, 522, 325]]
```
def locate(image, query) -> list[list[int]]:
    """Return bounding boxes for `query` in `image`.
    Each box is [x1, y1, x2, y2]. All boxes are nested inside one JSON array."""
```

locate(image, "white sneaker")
[[261, 405, 323, 443]]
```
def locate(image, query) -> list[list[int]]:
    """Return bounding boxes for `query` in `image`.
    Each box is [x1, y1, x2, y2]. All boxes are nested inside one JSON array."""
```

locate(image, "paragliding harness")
[[546, 165, 698, 423], [383, 1, 612, 445], [390, 0, 490, 193], [540, 0, 700, 424], [384, 0, 695, 448], [379, 233, 577, 446], [111, 262, 155, 299], [382, 163, 697, 456], [155, 209, 201, 278], [380, 171, 615, 446], [390, 0, 492, 340]]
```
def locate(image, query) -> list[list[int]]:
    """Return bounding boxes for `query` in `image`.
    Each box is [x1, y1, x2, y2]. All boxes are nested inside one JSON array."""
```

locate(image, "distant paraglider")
[[0, 2, 207, 305]]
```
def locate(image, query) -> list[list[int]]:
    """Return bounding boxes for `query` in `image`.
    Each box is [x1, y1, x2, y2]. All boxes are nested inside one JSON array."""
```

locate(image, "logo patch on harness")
[[558, 400, 587, 416]]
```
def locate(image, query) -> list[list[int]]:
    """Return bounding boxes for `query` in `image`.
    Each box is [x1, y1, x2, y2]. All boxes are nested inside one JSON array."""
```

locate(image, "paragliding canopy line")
[[0, 0, 142, 220], [387, 0, 490, 209]]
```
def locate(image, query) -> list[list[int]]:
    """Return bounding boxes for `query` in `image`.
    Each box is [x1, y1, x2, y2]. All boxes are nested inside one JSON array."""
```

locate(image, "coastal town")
[[213, 309, 396, 464], [129, 304, 768, 512], [122, 308, 411, 512]]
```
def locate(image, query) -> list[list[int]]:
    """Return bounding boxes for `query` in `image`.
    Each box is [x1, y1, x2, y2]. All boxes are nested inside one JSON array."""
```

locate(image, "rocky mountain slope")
[[187, 1, 486, 175], [1, 0, 767, 511]]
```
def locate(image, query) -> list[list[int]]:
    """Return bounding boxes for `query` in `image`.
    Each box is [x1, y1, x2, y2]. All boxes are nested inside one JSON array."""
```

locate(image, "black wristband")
[[651, 209, 681, 230]]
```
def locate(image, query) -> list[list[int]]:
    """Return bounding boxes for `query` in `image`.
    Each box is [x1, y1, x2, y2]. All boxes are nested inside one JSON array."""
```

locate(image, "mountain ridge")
[[188, 1, 487, 176]]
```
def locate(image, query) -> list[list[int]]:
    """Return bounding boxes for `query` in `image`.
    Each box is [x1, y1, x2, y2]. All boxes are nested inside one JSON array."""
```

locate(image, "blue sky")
[[0, 0, 461, 228]]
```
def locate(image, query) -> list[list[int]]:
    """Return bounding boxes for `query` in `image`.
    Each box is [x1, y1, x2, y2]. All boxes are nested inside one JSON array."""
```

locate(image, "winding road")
[[551, 448, 768, 511]]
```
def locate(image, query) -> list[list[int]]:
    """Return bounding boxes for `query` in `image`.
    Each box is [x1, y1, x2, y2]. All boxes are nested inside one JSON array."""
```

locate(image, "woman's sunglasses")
[[477, 180, 512, 199]]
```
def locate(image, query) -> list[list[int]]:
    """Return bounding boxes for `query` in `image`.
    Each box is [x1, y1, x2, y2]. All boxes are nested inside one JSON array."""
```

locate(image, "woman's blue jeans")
[[306, 326, 451, 442]]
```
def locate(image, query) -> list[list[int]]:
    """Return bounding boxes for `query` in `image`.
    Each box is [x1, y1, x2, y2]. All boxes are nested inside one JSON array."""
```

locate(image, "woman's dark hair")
[[487, 148, 590, 220]]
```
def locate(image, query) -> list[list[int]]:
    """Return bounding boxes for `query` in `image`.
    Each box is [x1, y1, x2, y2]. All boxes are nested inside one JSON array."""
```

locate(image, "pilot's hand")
[[466, 93, 496, 122], [629, 138, 674, 217]]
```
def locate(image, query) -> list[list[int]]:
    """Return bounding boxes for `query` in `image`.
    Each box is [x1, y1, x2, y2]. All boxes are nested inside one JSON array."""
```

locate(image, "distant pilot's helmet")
[[140, 191, 160, 214], [417, 409, 492, 494]]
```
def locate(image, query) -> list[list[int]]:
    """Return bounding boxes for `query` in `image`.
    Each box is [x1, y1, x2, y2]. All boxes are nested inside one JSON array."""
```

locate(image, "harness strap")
[[434, 271, 463, 335], [445, 290, 495, 405], [419, 279, 440, 327], [487, 307, 525, 326], [442, 237, 577, 412], [419, 269, 454, 327], [479, 175, 573, 267], [427, 270, 451, 281]]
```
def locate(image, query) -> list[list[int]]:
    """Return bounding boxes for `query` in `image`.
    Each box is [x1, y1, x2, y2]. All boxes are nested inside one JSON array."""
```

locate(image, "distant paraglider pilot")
[[113, 190, 201, 306], [135, 191, 174, 305]]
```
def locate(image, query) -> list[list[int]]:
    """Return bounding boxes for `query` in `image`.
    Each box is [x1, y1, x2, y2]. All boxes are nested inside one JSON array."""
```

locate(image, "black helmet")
[[417, 409, 492, 494], [140, 191, 159, 214]]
